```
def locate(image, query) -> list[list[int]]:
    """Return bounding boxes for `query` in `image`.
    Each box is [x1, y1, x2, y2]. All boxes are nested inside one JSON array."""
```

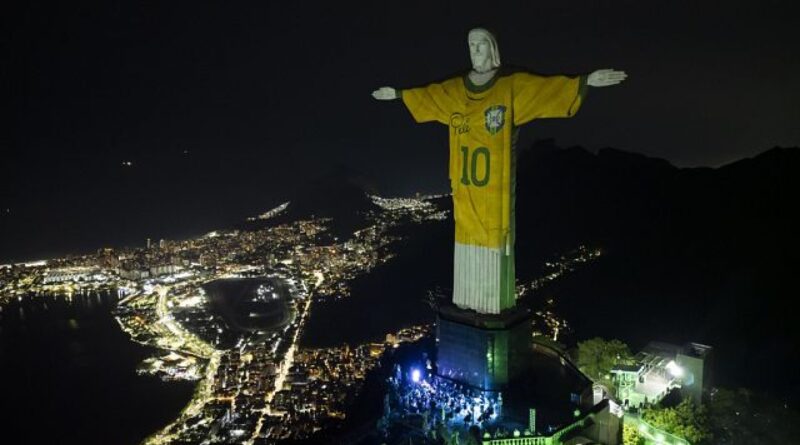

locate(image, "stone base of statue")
[[435, 302, 532, 391]]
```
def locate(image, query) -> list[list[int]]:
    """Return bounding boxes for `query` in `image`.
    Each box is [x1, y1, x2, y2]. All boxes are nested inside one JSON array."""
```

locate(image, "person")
[[372, 28, 626, 314]]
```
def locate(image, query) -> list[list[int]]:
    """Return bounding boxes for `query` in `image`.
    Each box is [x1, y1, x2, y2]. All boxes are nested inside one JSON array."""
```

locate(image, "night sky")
[[3, 1, 799, 261]]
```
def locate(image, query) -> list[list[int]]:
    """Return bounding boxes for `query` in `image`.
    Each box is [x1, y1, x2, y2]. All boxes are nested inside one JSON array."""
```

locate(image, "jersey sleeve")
[[399, 80, 459, 125], [511, 73, 588, 126]]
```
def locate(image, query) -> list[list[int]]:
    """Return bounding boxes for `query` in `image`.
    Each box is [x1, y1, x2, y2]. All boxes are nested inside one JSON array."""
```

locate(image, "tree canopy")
[[622, 422, 645, 445], [575, 337, 634, 382], [707, 387, 800, 444], [642, 398, 712, 444]]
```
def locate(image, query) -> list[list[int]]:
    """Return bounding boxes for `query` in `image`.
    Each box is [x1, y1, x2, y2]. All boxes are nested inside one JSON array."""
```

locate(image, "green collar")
[[463, 69, 500, 93]]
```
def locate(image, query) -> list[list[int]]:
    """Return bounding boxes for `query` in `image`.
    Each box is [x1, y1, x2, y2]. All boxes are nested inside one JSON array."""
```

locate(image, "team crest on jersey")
[[484, 105, 506, 135]]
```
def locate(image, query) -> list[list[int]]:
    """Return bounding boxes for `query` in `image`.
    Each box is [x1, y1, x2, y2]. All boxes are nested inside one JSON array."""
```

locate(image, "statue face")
[[468, 34, 492, 72]]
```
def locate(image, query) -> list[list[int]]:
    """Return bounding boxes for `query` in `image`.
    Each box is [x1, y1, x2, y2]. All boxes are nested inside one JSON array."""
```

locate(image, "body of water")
[[202, 277, 293, 334], [0, 292, 194, 445]]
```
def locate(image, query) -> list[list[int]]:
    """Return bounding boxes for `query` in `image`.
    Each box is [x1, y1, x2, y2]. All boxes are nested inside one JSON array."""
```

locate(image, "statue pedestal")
[[435, 303, 532, 391]]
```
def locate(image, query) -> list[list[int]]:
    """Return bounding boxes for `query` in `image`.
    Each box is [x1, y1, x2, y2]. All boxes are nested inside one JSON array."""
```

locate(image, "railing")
[[481, 417, 587, 445]]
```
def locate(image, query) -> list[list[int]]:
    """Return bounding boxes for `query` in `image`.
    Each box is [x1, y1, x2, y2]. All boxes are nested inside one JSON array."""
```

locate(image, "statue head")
[[468, 28, 501, 73]]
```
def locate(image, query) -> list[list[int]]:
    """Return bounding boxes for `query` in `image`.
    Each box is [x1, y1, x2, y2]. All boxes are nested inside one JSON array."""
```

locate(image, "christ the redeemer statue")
[[373, 28, 626, 315]]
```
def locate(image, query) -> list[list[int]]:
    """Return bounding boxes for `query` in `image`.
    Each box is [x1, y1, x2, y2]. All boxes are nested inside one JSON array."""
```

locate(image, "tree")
[[622, 423, 645, 445], [707, 387, 800, 444], [642, 398, 712, 444], [575, 337, 634, 382]]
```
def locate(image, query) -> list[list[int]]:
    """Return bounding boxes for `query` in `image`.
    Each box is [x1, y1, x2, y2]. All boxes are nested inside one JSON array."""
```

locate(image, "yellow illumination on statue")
[[372, 28, 626, 314]]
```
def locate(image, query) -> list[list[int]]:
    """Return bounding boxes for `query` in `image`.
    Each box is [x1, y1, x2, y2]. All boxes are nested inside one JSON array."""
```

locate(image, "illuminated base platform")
[[435, 303, 533, 391], [383, 347, 621, 445]]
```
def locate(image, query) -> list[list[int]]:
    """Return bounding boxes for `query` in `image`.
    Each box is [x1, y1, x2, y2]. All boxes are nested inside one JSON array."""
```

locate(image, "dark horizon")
[[1, 140, 796, 264]]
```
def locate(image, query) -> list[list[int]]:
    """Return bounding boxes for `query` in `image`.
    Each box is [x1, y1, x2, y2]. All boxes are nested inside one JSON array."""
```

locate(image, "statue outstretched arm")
[[376, 81, 457, 124], [372, 87, 400, 101], [587, 69, 627, 87], [512, 73, 587, 124], [511, 69, 627, 124]]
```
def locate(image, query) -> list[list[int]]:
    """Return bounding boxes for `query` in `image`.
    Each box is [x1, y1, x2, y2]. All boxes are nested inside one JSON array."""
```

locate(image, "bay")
[[0, 292, 194, 445]]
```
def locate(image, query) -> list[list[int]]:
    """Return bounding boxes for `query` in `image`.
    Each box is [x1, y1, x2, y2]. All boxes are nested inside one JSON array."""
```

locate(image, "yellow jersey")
[[401, 71, 586, 250]]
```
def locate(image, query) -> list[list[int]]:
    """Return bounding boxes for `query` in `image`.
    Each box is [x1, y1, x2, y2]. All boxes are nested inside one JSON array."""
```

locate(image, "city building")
[[612, 341, 712, 408]]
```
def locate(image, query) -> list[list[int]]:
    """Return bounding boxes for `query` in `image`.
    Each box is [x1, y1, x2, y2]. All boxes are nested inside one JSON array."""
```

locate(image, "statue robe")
[[401, 71, 587, 314]]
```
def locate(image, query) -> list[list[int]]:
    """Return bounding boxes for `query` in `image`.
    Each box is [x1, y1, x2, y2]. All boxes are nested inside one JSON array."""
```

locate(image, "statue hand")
[[372, 86, 398, 101], [587, 69, 627, 87]]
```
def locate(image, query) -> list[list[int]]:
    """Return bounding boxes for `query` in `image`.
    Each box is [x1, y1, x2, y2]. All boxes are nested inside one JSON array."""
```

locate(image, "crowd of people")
[[388, 365, 502, 429]]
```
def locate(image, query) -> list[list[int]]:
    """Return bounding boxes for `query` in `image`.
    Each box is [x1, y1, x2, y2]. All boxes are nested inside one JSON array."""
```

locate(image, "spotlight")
[[411, 368, 421, 383], [666, 360, 684, 378]]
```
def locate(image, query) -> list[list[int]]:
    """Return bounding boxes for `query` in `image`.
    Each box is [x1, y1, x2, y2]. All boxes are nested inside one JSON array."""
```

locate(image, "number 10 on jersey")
[[460, 146, 490, 187]]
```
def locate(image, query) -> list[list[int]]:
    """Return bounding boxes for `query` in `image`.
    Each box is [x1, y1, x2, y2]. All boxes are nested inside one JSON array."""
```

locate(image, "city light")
[[0, 193, 453, 442]]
